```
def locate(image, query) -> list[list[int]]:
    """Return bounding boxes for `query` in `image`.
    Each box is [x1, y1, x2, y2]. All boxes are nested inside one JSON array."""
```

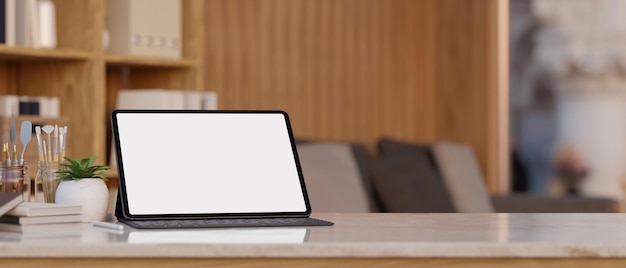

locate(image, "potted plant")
[[55, 156, 111, 222]]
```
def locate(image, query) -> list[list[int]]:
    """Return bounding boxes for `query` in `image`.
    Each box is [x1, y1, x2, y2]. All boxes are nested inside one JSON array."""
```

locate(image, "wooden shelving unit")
[[0, 0, 204, 170], [0, 45, 91, 61], [105, 54, 197, 68]]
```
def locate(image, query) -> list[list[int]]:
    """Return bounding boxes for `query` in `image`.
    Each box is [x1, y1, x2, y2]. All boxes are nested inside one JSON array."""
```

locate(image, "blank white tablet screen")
[[114, 112, 307, 215]]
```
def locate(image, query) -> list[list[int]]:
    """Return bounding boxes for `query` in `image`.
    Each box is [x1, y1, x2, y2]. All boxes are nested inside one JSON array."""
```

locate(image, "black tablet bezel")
[[111, 110, 313, 221]]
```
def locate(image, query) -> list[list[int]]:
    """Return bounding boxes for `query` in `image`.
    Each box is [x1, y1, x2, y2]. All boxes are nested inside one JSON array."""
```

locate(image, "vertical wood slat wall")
[[205, 0, 503, 192], [435, 0, 503, 192]]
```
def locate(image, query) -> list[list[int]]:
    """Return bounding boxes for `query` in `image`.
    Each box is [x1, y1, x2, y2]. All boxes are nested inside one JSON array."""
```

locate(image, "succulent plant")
[[56, 156, 110, 181]]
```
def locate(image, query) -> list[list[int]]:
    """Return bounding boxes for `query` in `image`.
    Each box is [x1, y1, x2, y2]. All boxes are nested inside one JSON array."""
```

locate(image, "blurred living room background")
[[510, 0, 626, 202], [209, 0, 622, 212]]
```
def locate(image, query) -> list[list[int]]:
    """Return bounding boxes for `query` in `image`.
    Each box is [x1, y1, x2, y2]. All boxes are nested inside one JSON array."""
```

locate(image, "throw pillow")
[[372, 151, 456, 212], [378, 138, 432, 157], [296, 142, 371, 212], [432, 141, 495, 212], [377, 137, 439, 170]]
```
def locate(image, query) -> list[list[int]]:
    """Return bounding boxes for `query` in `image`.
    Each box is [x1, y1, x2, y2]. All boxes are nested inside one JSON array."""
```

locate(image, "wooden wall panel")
[[0, 64, 18, 95], [435, 0, 501, 192], [205, 0, 437, 142], [204, 0, 502, 191]]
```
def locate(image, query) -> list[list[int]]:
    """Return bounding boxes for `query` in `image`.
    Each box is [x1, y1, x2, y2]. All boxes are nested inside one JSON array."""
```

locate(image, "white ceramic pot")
[[55, 178, 109, 222]]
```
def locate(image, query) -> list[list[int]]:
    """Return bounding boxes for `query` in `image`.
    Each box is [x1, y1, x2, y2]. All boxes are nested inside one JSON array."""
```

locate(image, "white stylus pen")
[[93, 221, 124, 231]]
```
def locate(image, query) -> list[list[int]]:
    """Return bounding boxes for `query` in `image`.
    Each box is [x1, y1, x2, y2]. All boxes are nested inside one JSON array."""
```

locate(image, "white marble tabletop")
[[1, 213, 626, 258]]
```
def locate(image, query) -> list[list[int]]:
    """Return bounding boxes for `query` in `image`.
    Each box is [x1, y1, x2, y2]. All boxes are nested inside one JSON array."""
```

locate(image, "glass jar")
[[1, 163, 30, 201], [32, 162, 46, 202], [38, 162, 61, 203]]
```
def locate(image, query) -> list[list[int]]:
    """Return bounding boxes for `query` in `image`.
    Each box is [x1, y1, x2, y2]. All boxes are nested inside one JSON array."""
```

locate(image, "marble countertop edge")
[[3, 243, 626, 258]]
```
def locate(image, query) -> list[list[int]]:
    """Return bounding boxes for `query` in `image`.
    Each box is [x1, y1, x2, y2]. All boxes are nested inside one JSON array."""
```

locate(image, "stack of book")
[[0, 95, 60, 117], [0, 192, 23, 216], [0, 202, 82, 233], [2, 0, 57, 48], [116, 89, 218, 111]]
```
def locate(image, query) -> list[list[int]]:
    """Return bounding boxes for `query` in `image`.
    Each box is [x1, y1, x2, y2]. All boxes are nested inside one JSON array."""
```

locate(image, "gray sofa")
[[296, 139, 618, 213]]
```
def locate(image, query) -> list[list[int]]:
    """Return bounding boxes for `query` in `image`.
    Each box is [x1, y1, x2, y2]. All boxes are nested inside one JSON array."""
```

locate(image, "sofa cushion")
[[349, 144, 382, 212], [378, 138, 432, 158], [432, 141, 495, 212], [377, 138, 440, 179], [296, 142, 371, 212], [491, 195, 618, 212], [372, 150, 456, 213]]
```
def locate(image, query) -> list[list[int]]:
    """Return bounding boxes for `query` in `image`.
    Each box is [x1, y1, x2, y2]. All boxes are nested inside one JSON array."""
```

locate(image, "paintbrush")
[[9, 114, 16, 163], [42, 125, 54, 164], [19, 121, 32, 165], [35, 126, 44, 163], [53, 124, 58, 162], [59, 126, 66, 162], [2, 133, 7, 164]]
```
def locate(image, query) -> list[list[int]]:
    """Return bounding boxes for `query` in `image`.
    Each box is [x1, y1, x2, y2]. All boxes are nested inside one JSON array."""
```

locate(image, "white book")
[[5, 0, 16, 45], [0, 95, 19, 116], [15, 0, 27, 46], [0, 214, 81, 225], [0, 222, 81, 233], [184, 91, 202, 110], [47, 96, 60, 117], [6, 202, 82, 217], [37, 0, 55, 48], [0, 95, 60, 117], [34, 96, 48, 117], [202, 91, 218, 110], [166, 90, 185, 109], [26, 0, 39, 48], [37, 96, 60, 118], [116, 89, 185, 109]]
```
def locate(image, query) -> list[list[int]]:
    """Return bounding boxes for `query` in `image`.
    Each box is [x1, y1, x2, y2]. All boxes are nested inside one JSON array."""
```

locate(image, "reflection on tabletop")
[[126, 228, 309, 244], [0, 224, 309, 244]]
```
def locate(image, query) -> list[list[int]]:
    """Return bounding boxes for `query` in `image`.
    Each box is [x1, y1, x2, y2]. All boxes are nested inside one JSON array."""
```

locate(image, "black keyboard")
[[119, 217, 333, 229]]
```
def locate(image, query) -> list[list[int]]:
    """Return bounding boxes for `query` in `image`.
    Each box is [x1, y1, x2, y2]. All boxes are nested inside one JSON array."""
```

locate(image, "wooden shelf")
[[105, 54, 197, 68], [0, 0, 204, 164], [0, 45, 91, 61]]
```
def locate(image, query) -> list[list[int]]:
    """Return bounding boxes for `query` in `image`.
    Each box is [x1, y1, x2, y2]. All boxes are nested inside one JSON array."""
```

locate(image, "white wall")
[[557, 92, 626, 200]]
